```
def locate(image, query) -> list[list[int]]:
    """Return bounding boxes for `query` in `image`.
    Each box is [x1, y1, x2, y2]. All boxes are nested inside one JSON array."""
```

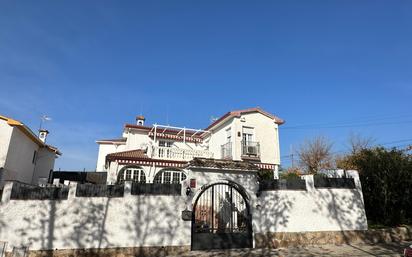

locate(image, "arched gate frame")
[[191, 182, 253, 250]]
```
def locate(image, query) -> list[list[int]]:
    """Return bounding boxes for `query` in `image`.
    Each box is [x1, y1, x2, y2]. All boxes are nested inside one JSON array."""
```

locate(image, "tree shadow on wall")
[[13, 193, 114, 257], [123, 193, 194, 257], [310, 179, 407, 256]]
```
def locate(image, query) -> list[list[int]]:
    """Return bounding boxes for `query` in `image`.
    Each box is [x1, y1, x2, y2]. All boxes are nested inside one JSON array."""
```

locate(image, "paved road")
[[169, 241, 412, 257]]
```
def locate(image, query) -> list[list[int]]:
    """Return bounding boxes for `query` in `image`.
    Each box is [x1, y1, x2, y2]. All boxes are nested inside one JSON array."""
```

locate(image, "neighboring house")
[[0, 115, 61, 187], [96, 107, 284, 184]]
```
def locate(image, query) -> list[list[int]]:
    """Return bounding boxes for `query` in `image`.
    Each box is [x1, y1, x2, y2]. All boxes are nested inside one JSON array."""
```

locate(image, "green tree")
[[341, 147, 412, 226]]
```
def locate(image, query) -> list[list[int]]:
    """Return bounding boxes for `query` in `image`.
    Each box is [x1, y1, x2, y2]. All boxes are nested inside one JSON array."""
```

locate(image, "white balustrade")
[[153, 146, 214, 161]]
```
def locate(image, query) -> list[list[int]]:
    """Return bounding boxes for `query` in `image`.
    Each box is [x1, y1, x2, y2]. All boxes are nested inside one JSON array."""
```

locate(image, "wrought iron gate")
[[191, 182, 252, 250]]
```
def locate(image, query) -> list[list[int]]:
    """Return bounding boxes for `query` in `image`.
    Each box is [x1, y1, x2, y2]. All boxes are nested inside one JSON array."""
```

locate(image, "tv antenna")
[[39, 115, 52, 130]]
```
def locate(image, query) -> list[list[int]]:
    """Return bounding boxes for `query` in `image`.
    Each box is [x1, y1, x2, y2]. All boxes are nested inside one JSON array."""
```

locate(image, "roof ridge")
[[205, 107, 284, 131], [0, 114, 60, 155]]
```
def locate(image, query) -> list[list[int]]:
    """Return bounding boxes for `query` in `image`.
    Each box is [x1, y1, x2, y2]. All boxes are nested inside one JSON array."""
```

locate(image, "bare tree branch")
[[347, 132, 375, 154], [297, 136, 333, 174]]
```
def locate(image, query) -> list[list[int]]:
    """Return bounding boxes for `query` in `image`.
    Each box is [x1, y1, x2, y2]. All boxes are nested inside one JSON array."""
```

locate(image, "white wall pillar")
[[302, 174, 315, 191], [68, 182, 77, 200], [1, 181, 13, 203], [273, 165, 279, 179]]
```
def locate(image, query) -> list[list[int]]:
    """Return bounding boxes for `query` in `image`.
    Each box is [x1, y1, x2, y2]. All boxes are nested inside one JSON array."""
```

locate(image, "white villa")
[[96, 107, 284, 184]]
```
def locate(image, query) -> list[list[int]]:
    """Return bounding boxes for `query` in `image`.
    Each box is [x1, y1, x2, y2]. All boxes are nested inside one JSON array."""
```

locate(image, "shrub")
[[280, 172, 301, 180], [343, 147, 412, 226]]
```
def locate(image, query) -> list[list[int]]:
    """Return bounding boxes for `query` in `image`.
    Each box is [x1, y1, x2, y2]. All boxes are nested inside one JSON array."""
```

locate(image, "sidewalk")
[[170, 241, 412, 257]]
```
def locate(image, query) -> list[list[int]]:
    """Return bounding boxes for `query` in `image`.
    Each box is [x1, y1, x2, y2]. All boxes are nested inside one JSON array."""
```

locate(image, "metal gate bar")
[[192, 183, 252, 250]]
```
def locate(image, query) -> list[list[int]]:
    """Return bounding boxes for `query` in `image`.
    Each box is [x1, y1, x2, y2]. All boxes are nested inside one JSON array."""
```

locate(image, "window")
[[242, 127, 254, 144], [226, 127, 231, 142], [172, 173, 180, 184], [163, 171, 171, 184], [117, 166, 146, 183], [126, 170, 132, 180], [159, 140, 173, 147], [154, 169, 187, 184]]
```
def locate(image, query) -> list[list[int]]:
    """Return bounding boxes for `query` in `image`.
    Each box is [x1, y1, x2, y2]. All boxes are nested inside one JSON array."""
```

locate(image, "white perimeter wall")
[[0, 182, 190, 252], [0, 170, 367, 252], [254, 171, 368, 234]]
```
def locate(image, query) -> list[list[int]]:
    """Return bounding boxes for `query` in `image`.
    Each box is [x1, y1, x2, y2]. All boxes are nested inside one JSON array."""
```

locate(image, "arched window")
[[117, 166, 146, 183], [154, 169, 187, 184]]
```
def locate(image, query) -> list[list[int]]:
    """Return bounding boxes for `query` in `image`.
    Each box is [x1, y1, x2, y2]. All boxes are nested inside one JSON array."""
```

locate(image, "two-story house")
[[96, 107, 284, 184], [0, 115, 61, 187]]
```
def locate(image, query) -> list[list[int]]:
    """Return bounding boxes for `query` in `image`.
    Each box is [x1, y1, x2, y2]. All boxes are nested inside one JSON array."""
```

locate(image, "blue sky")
[[1, 1, 411, 170]]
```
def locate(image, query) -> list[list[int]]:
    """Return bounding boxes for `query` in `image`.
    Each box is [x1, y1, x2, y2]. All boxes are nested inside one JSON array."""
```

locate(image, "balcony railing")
[[241, 141, 260, 157], [221, 142, 232, 159], [152, 146, 213, 161]]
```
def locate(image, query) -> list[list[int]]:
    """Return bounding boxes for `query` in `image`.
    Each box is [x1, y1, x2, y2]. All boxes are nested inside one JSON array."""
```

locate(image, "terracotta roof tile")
[[0, 114, 61, 155], [106, 149, 149, 161], [186, 158, 259, 171], [205, 107, 284, 131]]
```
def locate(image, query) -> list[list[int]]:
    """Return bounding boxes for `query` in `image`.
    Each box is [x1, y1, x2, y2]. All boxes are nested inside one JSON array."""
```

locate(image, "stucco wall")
[[0, 120, 13, 169], [0, 170, 367, 253], [205, 112, 280, 164], [32, 148, 56, 184], [254, 171, 368, 234], [0, 182, 190, 252], [2, 127, 39, 184], [96, 144, 127, 172], [125, 130, 151, 150], [235, 112, 280, 164], [206, 119, 233, 159]]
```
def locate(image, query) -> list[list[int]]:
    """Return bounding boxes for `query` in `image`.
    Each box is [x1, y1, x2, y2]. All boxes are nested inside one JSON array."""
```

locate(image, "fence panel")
[[131, 183, 181, 195], [75, 184, 124, 198], [259, 179, 306, 191], [10, 182, 69, 200], [314, 176, 356, 189]]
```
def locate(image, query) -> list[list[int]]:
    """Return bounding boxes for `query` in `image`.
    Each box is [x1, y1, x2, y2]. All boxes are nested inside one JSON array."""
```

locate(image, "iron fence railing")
[[314, 176, 356, 189], [221, 142, 232, 159], [241, 141, 260, 157], [75, 184, 124, 198], [131, 183, 181, 196], [259, 179, 307, 191], [10, 182, 69, 200]]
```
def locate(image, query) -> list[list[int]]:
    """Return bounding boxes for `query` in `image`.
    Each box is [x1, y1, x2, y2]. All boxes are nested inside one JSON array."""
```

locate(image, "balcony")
[[241, 141, 260, 160], [221, 142, 232, 159], [152, 146, 214, 161]]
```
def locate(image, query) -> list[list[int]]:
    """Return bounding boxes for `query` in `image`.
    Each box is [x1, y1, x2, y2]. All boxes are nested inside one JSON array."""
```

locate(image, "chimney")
[[38, 129, 49, 143], [136, 115, 145, 126]]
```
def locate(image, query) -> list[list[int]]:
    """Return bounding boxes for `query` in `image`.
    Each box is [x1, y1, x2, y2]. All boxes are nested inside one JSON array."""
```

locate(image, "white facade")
[[205, 111, 281, 164], [96, 108, 284, 184], [0, 116, 60, 186]]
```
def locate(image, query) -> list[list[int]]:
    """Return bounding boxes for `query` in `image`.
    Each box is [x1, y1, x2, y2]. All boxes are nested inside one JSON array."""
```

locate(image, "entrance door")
[[191, 182, 252, 250]]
